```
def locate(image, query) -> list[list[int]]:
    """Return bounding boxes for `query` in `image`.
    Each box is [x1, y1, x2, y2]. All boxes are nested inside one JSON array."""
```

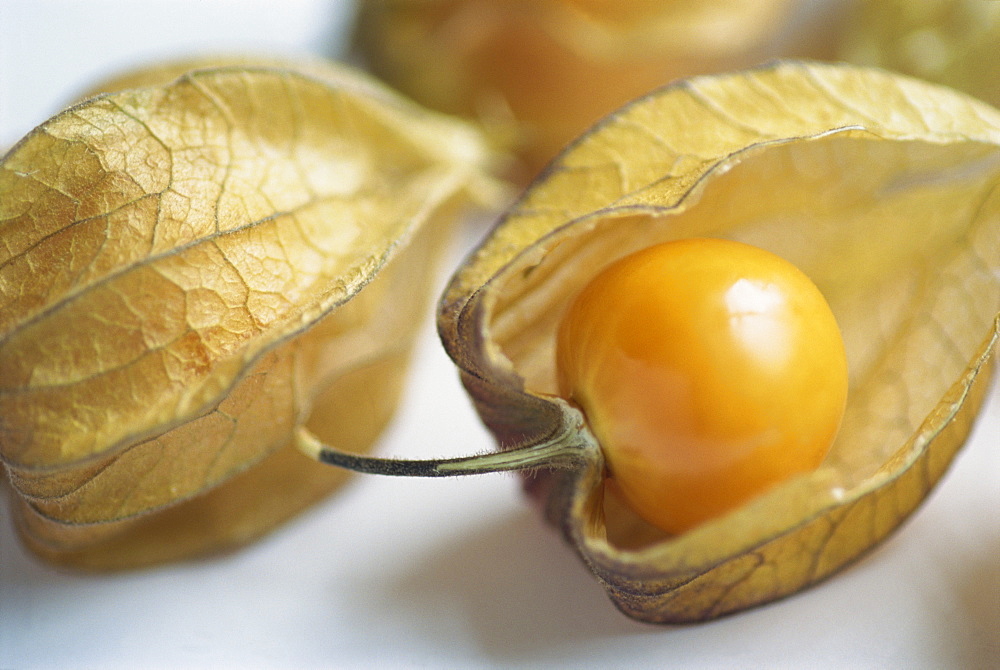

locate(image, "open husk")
[[0, 57, 493, 569], [438, 61, 1000, 622]]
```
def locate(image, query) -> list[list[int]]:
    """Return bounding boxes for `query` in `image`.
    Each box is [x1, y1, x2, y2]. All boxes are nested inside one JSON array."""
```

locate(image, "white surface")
[[1, 2, 999, 669]]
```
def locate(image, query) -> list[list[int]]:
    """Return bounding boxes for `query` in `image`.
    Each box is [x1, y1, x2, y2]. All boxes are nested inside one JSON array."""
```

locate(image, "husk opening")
[[439, 61, 1000, 621]]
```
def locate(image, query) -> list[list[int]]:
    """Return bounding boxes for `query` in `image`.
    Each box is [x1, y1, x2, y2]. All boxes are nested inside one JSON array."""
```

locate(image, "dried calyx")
[[305, 61, 1000, 623], [0, 55, 495, 569]]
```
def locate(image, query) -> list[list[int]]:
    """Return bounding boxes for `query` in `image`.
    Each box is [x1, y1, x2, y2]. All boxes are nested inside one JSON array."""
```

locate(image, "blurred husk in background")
[[353, 0, 854, 183], [837, 0, 1000, 109]]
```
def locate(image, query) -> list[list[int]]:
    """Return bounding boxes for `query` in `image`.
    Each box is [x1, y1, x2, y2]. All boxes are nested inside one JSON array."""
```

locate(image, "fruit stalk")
[[295, 426, 589, 477]]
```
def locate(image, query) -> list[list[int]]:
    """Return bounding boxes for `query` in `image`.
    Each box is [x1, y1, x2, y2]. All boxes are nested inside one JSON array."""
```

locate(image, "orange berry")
[[556, 238, 848, 533]]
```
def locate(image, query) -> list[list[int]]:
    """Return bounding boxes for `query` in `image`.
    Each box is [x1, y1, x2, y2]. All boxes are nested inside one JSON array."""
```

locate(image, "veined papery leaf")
[[438, 61, 1000, 622], [0, 57, 493, 568]]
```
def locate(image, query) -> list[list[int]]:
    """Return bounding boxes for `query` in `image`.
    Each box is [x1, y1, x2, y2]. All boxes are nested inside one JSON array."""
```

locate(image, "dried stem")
[[295, 426, 589, 477]]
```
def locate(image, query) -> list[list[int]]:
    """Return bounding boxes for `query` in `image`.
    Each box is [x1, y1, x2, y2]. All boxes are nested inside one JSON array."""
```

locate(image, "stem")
[[295, 426, 588, 477]]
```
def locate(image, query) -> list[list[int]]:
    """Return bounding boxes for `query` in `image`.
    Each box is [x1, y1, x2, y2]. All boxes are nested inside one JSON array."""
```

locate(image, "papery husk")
[[354, 0, 849, 180], [0, 57, 493, 568], [438, 61, 1000, 622]]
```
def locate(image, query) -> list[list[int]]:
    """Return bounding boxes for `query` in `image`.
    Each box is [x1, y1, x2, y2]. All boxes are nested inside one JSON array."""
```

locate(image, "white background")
[[1, 2, 998, 668]]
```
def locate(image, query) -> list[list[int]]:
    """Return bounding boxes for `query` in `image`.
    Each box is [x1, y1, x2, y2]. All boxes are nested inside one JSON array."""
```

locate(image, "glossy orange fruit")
[[556, 238, 849, 533]]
